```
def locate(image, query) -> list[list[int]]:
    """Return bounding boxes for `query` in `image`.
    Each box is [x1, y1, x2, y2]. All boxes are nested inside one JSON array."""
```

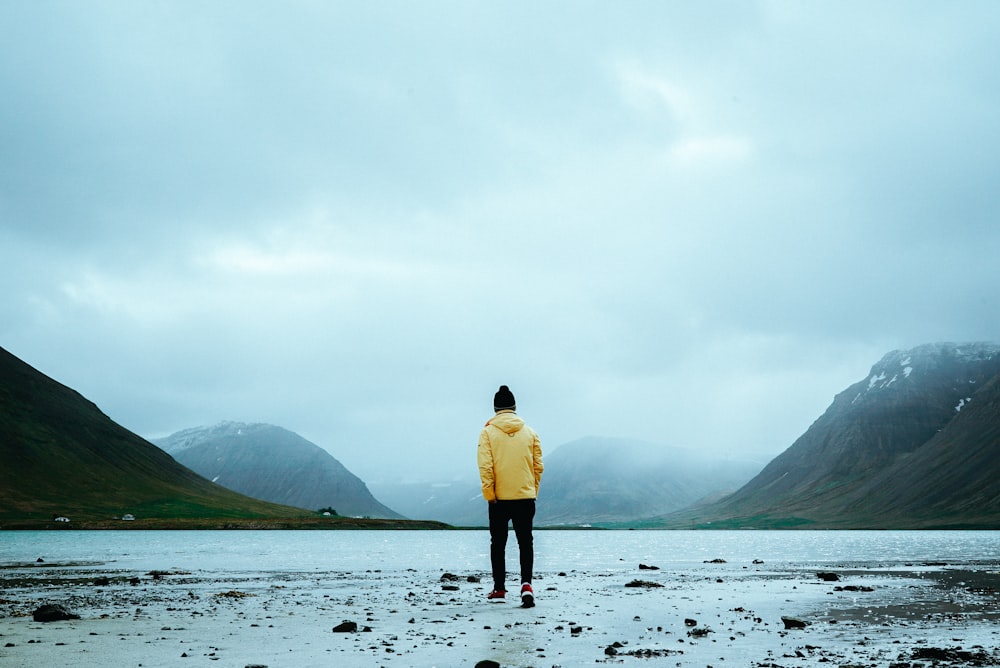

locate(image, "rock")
[[93, 576, 110, 586], [816, 572, 840, 582], [704, 558, 727, 563], [605, 644, 619, 655], [32, 604, 80, 622], [688, 626, 711, 637], [570, 625, 583, 634], [442, 585, 459, 591], [467, 575, 481, 583], [684, 618, 697, 626], [439, 573, 460, 581], [639, 563, 660, 570], [835, 585, 874, 592], [475, 661, 501, 668], [332, 621, 358, 633], [624, 579, 663, 588], [781, 616, 809, 629]]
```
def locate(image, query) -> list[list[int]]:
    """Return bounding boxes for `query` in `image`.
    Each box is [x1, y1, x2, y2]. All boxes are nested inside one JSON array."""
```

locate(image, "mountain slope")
[[154, 422, 402, 519], [0, 346, 309, 522], [536, 437, 764, 524], [656, 342, 1000, 528], [370, 437, 766, 526]]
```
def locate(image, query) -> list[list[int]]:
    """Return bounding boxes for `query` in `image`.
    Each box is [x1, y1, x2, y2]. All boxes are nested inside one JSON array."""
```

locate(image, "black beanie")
[[493, 385, 516, 411]]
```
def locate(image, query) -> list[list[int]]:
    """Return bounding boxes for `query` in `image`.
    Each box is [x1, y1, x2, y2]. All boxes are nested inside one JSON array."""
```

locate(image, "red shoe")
[[520, 583, 535, 608], [487, 589, 507, 602]]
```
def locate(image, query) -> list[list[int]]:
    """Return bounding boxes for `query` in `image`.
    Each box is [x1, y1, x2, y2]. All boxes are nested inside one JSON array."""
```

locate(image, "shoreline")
[[4, 554, 1000, 667]]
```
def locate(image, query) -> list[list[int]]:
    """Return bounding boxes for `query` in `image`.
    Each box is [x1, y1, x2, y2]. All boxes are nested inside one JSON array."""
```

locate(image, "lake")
[[4, 529, 999, 573]]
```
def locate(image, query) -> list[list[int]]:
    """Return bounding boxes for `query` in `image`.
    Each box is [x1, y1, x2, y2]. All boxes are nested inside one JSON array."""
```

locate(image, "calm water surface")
[[3, 530, 1000, 575]]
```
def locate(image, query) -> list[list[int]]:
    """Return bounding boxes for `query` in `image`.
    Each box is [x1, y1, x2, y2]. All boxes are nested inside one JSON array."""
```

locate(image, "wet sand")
[[3, 557, 1000, 667]]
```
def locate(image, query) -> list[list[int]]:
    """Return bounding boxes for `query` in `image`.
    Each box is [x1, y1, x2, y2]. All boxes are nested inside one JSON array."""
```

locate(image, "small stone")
[[624, 579, 663, 588], [685, 618, 697, 626], [475, 661, 501, 668], [816, 572, 840, 582], [781, 616, 809, 629], [332, 621, 358, 633], [32, 604, 80, 622]]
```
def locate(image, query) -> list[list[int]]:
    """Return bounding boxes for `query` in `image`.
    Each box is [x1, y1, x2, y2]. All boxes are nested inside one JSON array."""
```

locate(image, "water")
[[3, 530, 999, 574]]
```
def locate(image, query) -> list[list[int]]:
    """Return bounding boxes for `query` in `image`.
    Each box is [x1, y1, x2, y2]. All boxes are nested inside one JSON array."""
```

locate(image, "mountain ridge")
[[0, 346, 311, 523], [653, 341, 1000, 528], [153, 422, 403, 519]]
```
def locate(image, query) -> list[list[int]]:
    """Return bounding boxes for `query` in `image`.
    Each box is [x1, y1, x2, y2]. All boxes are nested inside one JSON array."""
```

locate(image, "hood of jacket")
[[486, 410, 524, 435]]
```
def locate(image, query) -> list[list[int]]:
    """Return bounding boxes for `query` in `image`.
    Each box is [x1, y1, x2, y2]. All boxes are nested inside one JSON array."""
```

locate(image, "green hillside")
[[0, 346, 314, 524]]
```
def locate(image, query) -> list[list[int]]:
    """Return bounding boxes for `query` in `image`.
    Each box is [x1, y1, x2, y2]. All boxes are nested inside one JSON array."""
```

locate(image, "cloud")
[[2, 2, 1000, 482]]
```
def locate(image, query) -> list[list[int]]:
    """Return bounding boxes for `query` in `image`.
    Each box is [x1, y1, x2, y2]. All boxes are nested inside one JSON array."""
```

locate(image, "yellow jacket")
[[478, 410, 543, 502]]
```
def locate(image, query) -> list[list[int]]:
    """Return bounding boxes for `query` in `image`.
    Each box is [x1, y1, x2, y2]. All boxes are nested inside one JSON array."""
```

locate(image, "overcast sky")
[[3, 2, 998, 482]]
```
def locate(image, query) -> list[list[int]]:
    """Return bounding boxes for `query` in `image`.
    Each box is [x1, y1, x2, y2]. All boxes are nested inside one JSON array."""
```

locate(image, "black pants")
[[488, 499, 535, 591]]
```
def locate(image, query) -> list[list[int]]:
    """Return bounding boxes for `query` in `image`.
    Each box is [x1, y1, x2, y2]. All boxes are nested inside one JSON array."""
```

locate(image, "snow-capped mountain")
[[154, 422, 402, 519], [656, 342, 1000, 528]]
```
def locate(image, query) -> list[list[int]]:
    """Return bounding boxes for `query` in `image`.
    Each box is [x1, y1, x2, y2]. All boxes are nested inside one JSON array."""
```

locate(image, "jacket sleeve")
[[477, 428, 496, 502], [531, 430, 544, 495]]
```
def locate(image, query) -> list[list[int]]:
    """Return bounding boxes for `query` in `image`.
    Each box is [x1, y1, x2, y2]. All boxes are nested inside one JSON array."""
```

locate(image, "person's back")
[[478, 385, 543, 607]]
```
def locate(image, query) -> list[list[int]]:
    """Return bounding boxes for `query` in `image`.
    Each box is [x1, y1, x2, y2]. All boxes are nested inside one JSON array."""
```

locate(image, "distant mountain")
[[154, 422, 403, 519], [654, 342, 1000, 528], [0, 346, 309, 524], [369, 437, 766, 526]]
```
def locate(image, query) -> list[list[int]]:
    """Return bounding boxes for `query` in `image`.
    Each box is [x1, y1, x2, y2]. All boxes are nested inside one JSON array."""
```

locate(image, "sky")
[[2, 2, 999, 483]]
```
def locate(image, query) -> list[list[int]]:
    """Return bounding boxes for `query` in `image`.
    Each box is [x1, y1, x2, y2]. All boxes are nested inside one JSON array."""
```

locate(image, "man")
[[477, 384, 544, 607]]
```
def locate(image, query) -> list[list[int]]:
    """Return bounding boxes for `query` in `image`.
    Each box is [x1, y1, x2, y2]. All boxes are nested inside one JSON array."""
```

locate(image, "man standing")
[[478, 385, 544, 607]]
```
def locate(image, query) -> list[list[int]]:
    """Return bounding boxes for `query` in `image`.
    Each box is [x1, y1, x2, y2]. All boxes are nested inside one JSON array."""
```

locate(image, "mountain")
[[369, 437, 767, 526], [0, 346, 310, 524], [154, 422, 403, 519], [654, 342, 1000, 528]]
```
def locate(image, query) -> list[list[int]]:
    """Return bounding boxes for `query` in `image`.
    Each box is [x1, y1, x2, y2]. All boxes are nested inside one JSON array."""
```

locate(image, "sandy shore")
[[3, 556, 1000, 667]]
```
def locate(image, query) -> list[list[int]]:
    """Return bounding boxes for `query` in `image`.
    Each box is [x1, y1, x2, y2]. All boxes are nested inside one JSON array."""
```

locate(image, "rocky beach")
[[4, 546, 1000, 668]]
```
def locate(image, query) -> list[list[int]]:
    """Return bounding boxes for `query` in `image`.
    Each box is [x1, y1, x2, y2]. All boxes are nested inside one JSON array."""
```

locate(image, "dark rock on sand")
[[475, 661, 501, 668], [816, 572, 840, 581], [685, 618, 697, 626], [908, 646, 997, 664], [332, 621, 358, 633], [93, 576, 110, 586], [781, 616, 809, 629], [639, 563, 660, 570], [625, 579, 663, 588], [835, 585, 874, 592], [33, 604, 80, 622]]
